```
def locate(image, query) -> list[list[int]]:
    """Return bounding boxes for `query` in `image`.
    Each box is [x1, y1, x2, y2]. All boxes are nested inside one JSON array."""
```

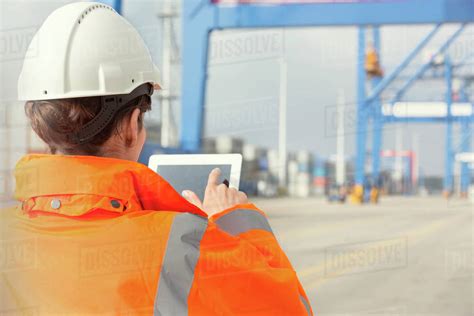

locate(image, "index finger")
[[207, 168, 221, 188]]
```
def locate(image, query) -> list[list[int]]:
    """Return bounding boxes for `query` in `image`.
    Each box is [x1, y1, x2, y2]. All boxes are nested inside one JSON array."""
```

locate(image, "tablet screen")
[[156, 164, 232, 201]]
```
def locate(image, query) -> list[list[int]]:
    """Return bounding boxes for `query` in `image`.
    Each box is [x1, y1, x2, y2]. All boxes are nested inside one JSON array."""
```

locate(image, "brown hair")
[[25, 84, 152, 156]]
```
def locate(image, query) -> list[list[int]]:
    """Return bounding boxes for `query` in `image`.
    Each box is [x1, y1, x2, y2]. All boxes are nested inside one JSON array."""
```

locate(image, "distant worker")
[[365, 44, 384, 77], [1, 3, 312, 315]]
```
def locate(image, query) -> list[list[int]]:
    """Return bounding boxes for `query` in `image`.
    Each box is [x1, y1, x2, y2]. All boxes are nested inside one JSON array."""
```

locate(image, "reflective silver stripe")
[[300, 295, 312, 315], [154, 213, 208, 316], [214, 209, 273, 236]]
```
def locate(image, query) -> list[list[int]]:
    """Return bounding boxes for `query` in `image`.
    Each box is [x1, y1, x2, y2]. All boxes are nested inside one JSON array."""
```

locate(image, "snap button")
[[51, 199, 61, 210], [110, 200, 121, 209]]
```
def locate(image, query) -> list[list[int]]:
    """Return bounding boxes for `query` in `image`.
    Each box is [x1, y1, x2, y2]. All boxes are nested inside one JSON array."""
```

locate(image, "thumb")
[[182, 190, 203, 209]]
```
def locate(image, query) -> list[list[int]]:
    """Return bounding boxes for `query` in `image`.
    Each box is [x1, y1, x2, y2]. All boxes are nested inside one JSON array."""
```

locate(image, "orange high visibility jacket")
[[1, 154, 312, 315]]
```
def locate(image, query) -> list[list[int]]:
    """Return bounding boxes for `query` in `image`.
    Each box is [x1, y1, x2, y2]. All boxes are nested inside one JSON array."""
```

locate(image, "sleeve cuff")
[[210, 206, 273, 236]]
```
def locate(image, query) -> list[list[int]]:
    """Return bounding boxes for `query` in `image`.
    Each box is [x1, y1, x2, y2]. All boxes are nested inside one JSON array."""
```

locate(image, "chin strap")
[[68, 84, 154, 145]]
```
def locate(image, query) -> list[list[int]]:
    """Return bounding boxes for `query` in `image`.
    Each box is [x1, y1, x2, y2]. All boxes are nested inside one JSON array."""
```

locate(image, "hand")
[[182, 168, 248, 217]]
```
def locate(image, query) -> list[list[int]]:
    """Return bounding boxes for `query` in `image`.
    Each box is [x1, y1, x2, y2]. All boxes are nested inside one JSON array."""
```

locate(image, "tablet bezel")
[[148, 154, 243, 190]]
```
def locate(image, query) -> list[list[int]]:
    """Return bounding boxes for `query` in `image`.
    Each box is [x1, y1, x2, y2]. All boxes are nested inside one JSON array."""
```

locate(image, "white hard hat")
[[18, 1, 161, 101]]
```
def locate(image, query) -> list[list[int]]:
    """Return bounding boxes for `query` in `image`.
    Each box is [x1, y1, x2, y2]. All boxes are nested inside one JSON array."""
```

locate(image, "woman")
[[1, 2, 312, 315]]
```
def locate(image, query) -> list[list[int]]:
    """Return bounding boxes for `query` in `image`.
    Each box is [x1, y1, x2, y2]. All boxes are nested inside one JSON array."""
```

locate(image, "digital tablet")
[[148, 154, 242, 201]]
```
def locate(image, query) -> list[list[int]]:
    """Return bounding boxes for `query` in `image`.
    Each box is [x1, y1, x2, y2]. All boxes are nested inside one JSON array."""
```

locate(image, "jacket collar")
[[14, 154, 206, 217]]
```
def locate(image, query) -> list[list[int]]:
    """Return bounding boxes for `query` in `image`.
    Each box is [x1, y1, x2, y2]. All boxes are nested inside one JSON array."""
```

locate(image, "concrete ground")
[[255, 196, 473, 316]]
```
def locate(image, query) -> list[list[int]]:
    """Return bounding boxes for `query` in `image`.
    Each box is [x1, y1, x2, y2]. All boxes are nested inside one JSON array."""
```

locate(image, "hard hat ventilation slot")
[[77, 5, 115, 25], [43, 90, 47, 95], [132, 79, 135, 83]]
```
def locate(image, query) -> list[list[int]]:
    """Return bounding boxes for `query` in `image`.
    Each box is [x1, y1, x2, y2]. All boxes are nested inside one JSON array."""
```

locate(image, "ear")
[[125, 108, 141, 147]]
